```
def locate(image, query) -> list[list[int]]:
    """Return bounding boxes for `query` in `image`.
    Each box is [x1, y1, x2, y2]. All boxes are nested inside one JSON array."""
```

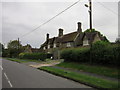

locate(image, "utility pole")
[[89, 0, 92, 30], [85, 0, 93, 31], [85, 0, 93, 64]]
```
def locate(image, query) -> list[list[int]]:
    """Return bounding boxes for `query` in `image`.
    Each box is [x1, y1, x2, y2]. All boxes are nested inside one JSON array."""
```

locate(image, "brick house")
[[40, 22, 107, 59]]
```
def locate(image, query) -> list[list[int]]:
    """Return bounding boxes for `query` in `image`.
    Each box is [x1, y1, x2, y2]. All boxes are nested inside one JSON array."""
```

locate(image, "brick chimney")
[[46, 33, 49, 41], [58, 28, 63, 37], [77, 22, 82, 33]]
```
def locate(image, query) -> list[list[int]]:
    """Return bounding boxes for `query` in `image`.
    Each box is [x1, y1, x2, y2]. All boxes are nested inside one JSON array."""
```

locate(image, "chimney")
[[58, 28, 63, 37], [77, 22, 82, 33], [46, 33, 49, 41]]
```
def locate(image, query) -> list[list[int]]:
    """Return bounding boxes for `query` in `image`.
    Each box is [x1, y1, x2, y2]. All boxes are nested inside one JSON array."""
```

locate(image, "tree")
[[7, 40, 23, 57], [0, 43, 4, 56]]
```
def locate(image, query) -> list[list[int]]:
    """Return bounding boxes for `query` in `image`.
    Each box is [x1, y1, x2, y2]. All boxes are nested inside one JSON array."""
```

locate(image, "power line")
[[97, 2, 118, 16], [20, 0, 81, 39], [93, 2, 119, 29]]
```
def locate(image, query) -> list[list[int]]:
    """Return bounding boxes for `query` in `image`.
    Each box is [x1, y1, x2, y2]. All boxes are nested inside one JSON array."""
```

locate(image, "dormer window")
[[67, 42, 71, 47]]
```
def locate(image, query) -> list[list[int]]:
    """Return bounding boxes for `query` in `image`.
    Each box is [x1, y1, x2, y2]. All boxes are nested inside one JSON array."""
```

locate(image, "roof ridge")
[[63, 31, 77, 36]]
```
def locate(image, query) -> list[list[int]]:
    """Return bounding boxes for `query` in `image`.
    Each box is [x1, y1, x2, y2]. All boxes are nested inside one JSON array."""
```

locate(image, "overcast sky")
[[1, 0, 119, 48]]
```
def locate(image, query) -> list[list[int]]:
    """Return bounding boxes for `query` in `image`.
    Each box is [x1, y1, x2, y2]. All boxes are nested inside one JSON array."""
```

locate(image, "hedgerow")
[[61, 47, 90, 62], [19, 53, 47, 61], [61, 41, 119, 66]]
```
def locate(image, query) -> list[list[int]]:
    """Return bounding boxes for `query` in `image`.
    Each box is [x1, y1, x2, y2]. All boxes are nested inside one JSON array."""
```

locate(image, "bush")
[[19, 53, 47, 61], [47, 53, 53, 58], [60, 41, 119, 66], [61, 48, 90, 62], [91, 41, 110, 65], [91, 41, 119, 66]]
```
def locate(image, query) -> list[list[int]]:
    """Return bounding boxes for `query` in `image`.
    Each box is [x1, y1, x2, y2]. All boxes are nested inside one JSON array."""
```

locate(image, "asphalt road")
[[0, 57, 2, 89], [2, 58, 92, 88]]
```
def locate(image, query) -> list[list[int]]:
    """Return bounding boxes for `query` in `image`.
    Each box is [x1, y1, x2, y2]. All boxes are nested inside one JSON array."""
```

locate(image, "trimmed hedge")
[[61, 48, 90, 62], [19, 53, 47, 61], [91, 41, 120, 66], [61, 41, 120, 66]]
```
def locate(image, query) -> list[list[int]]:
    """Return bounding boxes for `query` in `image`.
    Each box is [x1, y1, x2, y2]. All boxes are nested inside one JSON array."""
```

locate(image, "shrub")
[[60, 41, 119, 66], [91, 41, 119, 66], [91, 41, 110, 65], [61, 48, 90, 62], [19, 53, 47, 61], [19, 53, 25, 59], [47, 53, 53, 58]]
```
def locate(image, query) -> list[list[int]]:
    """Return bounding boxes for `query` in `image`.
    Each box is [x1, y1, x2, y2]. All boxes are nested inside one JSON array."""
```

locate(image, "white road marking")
[[0, 65, 3, 70], [4, 73, 9, 80], [4, 72, 13, 87], [8, 81, 13, 88]]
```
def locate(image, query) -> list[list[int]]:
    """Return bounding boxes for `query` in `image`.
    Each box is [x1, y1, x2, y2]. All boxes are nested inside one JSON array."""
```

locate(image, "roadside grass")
[[7, 58, 43, 63], [6, 58, 63, 64], [39, 66, 119, 89], [57, 62, 119, 79]]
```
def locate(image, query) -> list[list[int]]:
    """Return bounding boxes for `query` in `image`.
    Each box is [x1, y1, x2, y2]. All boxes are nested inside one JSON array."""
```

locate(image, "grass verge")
[[6, 58, 63, 64], [57, 62, 119, 79], [7, 58, 42, 63], [38, 66, 119, 89]]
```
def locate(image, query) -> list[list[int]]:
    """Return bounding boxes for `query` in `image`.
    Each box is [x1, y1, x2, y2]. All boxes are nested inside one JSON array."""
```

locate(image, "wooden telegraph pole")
[[85, 0, 93, 31], [85, 0, 93, 64], [89, 0, 92, 31]]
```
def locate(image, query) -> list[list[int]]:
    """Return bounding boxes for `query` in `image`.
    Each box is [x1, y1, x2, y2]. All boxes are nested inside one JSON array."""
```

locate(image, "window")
[[67, 42, 71, 47], [83, 40, 89, 46], [43, 47, 46, 50], [48, 45, 50, 49], [53, 43, 56, 48]]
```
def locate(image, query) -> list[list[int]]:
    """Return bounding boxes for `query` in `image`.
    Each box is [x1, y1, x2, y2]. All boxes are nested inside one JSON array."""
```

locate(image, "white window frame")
[[83, 39, 89, 46], [53, 43, 56, 48], [67, 42, 71, 47], [43, 47, 46, 50], [48, 45, 50, 49]]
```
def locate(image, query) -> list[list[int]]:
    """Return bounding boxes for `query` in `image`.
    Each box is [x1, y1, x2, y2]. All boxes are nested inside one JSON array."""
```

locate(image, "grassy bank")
[[39, 66, 119, 89], [57, 62, 119, 79]]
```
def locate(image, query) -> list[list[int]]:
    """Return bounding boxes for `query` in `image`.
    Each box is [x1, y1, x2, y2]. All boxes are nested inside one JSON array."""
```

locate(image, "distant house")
[[23, 44, 40, 53], [40, 22, 108, 59], [23, 44, 32, 53]]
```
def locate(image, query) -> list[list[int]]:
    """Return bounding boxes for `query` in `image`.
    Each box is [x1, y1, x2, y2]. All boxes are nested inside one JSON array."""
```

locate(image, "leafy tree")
[[7, 40, 23, 58], [0, 43, 4, 56]]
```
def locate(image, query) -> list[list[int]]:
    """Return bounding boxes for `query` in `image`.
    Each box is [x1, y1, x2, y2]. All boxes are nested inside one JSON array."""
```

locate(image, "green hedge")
[[61, 41, 120, 66], [61, 48, 90, 62], [19, 53, 48, 61], [91, 41, 120, 66]]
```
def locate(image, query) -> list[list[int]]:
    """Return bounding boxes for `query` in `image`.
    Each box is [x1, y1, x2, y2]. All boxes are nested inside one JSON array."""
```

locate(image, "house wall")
[[83, 36, 89, 46], [24, 47, 32, 53], [74, 33, 83, 46], [61, 42, 74, 48], [93, 34, 101, 43]]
